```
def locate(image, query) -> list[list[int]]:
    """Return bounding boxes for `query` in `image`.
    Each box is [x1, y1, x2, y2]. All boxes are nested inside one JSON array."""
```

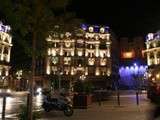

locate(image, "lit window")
[[156, 74, 160, 79], [95, 68, 100, 76], [95, 35, 99, 40], [107, 69, 111, 76], [65, 42, 71, 47], [71, 51, 74, 56], [5, 70, 8, 76], [100, 58, 106, 66], [71, 67, 75, 75], [77, 50, 83, 56], [64, 68, 69, 75], [52, 49, 56, 56], [46, 65, 51, 75], [102, 68, 106, 76], [147, 33, 154, 40], [107, 51, 110, 57], [89, 27, 94, 32], [51, 57, 58, 64], [48, 48, 51, 55], [100, 27, 105, 33], [100, 51, 106, 58], [106, 34, 110, 40], [85, 67, 88, 75], [64, 57, 71, 65], [51, 66, 57, 74], [54, 43, 57, 47], [65, 32, 71, 37], [88, 58, 95, 65]]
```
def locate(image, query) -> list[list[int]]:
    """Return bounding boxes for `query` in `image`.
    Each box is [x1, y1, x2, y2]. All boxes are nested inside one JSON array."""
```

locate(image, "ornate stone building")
[[143, 32, 160, 83], [0, 21, 12, 87], [46, 25, 112, 89]]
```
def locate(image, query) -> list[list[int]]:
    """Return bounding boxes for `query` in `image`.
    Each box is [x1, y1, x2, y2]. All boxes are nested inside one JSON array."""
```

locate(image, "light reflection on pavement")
[[0, 93, 43, 119]]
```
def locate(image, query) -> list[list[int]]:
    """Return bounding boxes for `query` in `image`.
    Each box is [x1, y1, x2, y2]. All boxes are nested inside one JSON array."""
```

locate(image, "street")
[[0, 91, 155, 120]]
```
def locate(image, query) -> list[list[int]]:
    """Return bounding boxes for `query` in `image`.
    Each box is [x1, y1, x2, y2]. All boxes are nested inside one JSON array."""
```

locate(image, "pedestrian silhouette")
[[148, 81, 160, 120]]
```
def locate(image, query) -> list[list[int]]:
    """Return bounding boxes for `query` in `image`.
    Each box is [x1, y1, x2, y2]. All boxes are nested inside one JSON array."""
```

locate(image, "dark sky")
[[70, 0, 160, 37]]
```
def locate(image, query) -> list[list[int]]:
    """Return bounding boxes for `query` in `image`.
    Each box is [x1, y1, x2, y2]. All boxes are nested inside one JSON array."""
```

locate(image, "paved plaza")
[[0, 91, 156, 120], [40, 92, 153, 120]]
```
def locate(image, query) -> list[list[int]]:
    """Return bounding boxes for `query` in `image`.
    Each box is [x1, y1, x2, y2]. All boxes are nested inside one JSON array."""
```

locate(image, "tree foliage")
[[0, 0, 73, 58], [0, 0, 84, 72]]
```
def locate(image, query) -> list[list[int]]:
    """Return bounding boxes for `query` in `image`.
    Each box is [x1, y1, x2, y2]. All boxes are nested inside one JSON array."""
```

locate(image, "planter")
[[73, 94, 92, 109]]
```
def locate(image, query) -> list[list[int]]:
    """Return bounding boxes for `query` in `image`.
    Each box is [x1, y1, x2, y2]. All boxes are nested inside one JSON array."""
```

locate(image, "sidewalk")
[[0, 91, 153, 120], [40, 93, 153, 120]]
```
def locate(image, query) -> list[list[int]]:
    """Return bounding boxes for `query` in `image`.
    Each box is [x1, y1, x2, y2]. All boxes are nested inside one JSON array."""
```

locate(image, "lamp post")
[[58, 67, 63, 91], [1, 73, 10, 120], [133, 63, 140, 105], [114, 74, 120, 106], [59, 72, 63, 91], [1, 76, 6, 120]]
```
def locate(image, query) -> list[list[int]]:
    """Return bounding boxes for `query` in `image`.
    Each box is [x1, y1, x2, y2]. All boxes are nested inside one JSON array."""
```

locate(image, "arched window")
[[4, 47, 8, 54], [4, 38, 9, 43]]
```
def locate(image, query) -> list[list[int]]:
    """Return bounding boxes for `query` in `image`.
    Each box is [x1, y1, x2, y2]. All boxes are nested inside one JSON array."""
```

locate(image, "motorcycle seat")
[[49, 98, 58, 102]]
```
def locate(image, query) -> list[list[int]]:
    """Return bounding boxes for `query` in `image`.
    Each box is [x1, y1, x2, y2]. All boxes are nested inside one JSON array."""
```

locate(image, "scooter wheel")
[[63, 106, 73, 117]]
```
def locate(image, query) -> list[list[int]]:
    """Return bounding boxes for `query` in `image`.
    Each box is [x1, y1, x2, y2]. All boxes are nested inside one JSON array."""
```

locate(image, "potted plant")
[[73, 80, 93, 109]]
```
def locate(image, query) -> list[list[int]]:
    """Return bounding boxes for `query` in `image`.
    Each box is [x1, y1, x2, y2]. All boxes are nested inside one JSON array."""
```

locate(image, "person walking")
[[148, 81, 160, 120]]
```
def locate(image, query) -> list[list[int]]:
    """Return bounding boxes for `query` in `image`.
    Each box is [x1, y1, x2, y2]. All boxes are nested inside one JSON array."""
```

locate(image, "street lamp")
[[16, 70, 22, 80], [16, 70, 22, 91]]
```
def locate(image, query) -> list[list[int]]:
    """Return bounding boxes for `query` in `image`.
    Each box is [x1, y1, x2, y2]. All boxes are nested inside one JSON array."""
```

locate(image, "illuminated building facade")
[[119, 37, 147, 89], [0, 21, 12, 87], [46, 25, 112, 89], [143, 32, 160, 83]]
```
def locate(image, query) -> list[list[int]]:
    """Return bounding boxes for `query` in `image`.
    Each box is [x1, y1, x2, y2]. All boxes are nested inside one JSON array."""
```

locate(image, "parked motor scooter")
[[42, 92, 73, 117]]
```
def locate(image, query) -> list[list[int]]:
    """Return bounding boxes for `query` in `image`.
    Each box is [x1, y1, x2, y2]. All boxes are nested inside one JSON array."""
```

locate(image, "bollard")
[[117, 91, 120, 106], [136, 91, 139, 105], [2, 96, 6, 120], [27, 93, 30, 119]]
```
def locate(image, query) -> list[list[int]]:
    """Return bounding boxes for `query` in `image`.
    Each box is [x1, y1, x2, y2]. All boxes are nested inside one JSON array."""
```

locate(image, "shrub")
[[74, 80, 93, 94]]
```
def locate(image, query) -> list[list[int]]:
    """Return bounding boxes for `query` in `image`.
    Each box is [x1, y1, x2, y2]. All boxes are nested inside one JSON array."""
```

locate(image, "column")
[[60, 43, 63, 56], [154, 51, 158, 65], [5, 68, 9, 76], [7, 47, 11, 62], [46, 58, 50, 75], [147, 52, 151, 66], [106, 44, 110, 57], [1, 45, 4, 61], [95, 44, 99, 57]]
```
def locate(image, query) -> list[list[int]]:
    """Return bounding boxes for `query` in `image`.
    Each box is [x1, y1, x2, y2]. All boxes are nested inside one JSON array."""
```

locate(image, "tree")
[[0, 0, 71, 119]]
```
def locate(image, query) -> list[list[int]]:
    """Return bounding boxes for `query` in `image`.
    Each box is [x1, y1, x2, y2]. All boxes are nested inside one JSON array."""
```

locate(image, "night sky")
[[1, 0, 160, 67], [70, 0, 160, 37]]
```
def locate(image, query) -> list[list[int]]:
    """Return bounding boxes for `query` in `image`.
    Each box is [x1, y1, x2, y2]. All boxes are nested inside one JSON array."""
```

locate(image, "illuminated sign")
[[122, 51, 134, 59]]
